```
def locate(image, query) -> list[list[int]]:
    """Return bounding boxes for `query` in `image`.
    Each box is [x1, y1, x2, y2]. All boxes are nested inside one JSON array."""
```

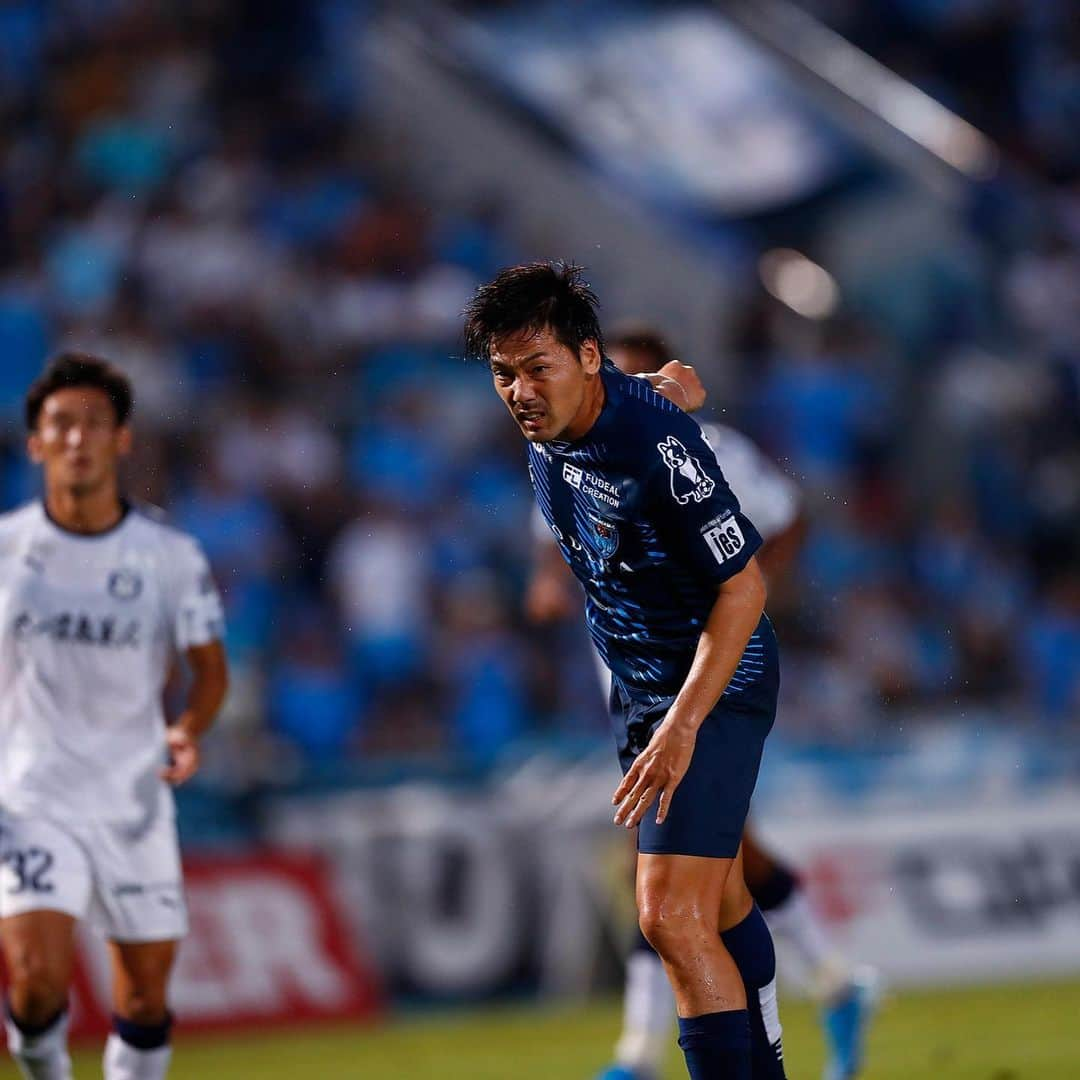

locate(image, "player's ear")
[[580, 338, 602, 375], [26, 431, 44, 464], [115, 424, 133, 458]]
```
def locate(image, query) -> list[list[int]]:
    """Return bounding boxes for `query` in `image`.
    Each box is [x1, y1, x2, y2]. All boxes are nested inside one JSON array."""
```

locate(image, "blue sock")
[[750, 863, 798, 913], [722, 906, 786, 1079], [677, 1009, 751, 1079], [111, 1012, 172, 1050]]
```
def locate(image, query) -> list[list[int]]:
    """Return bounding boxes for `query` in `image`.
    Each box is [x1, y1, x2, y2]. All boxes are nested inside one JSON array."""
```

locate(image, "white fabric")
[[0, 808, 187, 942], [613, 949, 676, 1070], [104, 1034, 172, 1080], [757, 976, 784, 1054], [699, 422, 800, 543], [0, 502, 223, 827], [4, 1008, 73, 1080]]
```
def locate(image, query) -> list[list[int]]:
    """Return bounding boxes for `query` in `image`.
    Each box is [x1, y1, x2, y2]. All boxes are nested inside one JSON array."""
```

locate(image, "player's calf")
[[2, 911, 77, 1080], [637, 854, 753, 1080], [103, 940, 177, 1080]]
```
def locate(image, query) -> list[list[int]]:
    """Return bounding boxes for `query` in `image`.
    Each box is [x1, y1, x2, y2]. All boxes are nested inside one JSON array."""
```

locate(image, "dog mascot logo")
[[657, 436, 715, 506]]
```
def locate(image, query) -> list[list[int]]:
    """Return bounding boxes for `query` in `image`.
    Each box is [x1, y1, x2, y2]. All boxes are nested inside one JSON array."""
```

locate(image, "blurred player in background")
[[526, 326, 878, 1080], [0, 355, 228, 1080], [468, 263, 787, 1080]]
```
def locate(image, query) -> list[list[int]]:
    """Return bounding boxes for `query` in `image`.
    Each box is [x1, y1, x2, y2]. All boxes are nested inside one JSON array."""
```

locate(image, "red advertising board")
[[3, 851, 382, 1043]]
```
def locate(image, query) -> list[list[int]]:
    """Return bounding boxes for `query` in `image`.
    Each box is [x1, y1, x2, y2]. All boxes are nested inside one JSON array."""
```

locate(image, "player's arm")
[[639, 361, 706, 413], [161, 640, 228, 785], [613, 558, 765, 827], [525, 536, 579, 623], [756, 511, 808, 582]]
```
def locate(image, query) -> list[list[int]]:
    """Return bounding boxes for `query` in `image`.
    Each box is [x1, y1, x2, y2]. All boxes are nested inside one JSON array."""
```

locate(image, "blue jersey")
[[527, 362, 768, 705]]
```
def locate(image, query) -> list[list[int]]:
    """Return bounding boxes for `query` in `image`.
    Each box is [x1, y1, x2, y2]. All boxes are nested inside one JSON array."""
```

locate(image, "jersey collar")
[[40, 498, 132, 540]]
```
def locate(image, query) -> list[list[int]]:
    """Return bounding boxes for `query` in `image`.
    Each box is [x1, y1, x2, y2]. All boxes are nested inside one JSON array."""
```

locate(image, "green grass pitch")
[[20, 978, 1079, 1078]]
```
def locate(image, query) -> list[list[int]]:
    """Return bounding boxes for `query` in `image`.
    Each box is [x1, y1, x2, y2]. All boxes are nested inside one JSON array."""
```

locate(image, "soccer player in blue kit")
[[465, 263, 787, 1080]]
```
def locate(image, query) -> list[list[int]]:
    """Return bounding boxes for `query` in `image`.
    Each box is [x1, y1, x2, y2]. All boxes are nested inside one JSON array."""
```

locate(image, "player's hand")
[[524, 570, 577, 623], [612, 720, 696, 829], [161, 725, 201, 785], [657, 361, 707, 413]]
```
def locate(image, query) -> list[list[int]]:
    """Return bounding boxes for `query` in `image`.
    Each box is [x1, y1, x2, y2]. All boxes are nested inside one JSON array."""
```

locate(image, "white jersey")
[[532, 418, 800, 544], [0, 501, 224, 829], [698, 421, 800, 542]]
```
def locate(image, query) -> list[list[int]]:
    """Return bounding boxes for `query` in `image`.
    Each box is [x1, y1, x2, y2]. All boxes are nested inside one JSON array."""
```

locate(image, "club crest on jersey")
[[108, 569, 143, 602], [657, 436, 715, 505], [586, 514, 620, 559]]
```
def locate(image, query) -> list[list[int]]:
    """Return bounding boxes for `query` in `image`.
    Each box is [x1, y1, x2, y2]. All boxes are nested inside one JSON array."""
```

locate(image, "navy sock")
[[750, 863, 798, 913], [722, 906, 786, 1079], [112, 1012, 172, 1050], [4, 996, 67, 1038], [677, 1010, 751, 1079]]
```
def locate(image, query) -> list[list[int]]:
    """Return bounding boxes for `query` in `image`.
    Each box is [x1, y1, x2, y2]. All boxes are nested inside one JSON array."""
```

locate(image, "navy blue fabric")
[[752, 863, 799, 913], [722, 907, 787, 1078], [677, 1010, 752, 1079], [527, 362, 764, 705], [112, 1013, 172, 1051]]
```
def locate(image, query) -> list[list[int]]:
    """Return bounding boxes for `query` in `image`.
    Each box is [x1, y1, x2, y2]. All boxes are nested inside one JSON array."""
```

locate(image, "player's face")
[[28, 387, 131, 495], [490, 327, 603, 442]]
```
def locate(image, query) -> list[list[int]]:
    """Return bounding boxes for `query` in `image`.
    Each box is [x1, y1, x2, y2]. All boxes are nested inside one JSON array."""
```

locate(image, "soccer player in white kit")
[[526, 328, 878, 1080], [0, 354, 228, 1080]]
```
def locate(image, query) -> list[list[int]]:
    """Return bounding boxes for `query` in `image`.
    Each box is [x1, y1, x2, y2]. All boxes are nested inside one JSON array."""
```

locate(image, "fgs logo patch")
[[657, 436, 715, 505], [703, 517, 745, 565], [563, 463, 583, 489]]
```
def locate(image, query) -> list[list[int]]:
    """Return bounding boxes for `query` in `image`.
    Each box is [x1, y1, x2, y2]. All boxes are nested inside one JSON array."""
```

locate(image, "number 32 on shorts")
[[1, 846, 55, 894]]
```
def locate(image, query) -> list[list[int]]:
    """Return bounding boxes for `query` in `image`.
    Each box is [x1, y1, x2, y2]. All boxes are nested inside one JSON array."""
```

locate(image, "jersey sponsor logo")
[[585, 513, 620, 559], [657, 436, 715, 505], [13, 610, 141, 648], [703, 516, 746, 564], [563, 462, 620, 507], [108, 568, 143, 601]]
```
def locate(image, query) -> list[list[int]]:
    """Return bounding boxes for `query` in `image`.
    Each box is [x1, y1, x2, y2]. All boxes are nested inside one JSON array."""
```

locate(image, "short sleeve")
[[645, 414, 763, 584], [168, 536, 225, 650]]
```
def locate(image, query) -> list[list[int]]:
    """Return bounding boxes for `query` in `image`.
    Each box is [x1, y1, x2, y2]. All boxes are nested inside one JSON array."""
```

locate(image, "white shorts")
[[0, 808, 188, 942]]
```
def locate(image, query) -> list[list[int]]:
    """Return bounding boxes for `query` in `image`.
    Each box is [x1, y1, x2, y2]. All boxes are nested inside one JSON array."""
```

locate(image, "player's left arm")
[[160, 537, 229, 785], [162, 640, 229, 785]]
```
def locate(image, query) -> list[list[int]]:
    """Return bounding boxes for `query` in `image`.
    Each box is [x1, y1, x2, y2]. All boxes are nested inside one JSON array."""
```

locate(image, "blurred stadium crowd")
[[0, 0, 1077, 801]]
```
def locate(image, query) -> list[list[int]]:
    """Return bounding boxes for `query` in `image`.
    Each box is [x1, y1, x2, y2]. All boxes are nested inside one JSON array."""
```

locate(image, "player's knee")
[[637, 901, 711, 963], [6, 948, 67, 1026], [115, 984, 169, 1027]]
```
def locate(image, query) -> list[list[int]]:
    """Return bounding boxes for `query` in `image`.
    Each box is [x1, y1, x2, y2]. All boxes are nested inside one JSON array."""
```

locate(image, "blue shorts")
[[611, 618, 779, 860]]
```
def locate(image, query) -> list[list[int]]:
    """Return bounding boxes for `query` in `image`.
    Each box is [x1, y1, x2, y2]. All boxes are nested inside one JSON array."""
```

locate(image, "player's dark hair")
[[463, 261, 604, 363], [25, 353, 134, 431], [608, 323, 676, 372]]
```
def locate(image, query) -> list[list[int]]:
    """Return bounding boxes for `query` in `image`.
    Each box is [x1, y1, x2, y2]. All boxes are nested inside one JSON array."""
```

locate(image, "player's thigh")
[[636, 851, 735, 926], [0, 812, 93, 925], [0, 910, 79, 994], [89, 813, 188, 946], [108, 938, 178, 1020]]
